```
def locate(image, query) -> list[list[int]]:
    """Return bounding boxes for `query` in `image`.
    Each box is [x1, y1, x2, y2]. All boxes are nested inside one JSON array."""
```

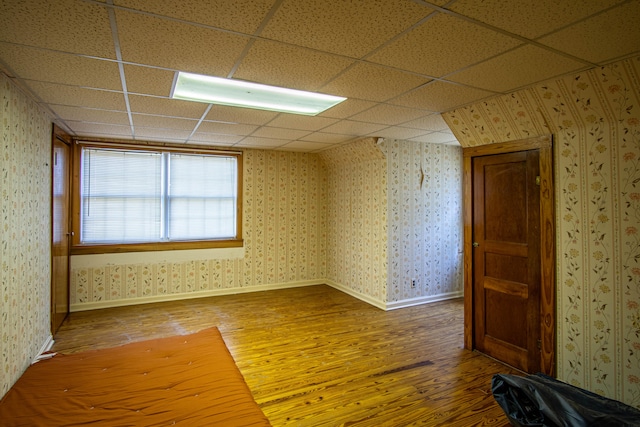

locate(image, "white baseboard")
[[326, 280, 462, 310], [70, 280, 325, 312], [324, 280, 387, 310], [70, 280, 463, 312], [33, 334, 55, 364], [385, 291, 464, 310]]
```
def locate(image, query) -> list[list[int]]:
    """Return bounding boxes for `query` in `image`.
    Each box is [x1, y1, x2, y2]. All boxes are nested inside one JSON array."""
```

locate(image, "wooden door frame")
[[463, 135, 555, 376], [51, 124, 72, 334]]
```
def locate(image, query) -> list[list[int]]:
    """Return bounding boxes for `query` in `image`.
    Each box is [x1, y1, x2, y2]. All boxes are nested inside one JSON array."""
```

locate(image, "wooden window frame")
[[71, 140, 243, 255]]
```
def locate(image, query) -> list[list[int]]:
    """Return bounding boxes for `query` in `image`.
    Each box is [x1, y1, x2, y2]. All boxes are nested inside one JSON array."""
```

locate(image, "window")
[[72, 142, 242, 254]]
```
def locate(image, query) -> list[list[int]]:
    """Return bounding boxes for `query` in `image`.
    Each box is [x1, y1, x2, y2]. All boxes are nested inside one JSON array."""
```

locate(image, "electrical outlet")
[[411, 279, 416, 288]]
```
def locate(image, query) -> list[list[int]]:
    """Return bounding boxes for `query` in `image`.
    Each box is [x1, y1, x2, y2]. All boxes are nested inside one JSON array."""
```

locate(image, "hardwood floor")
[[52, 285, 517, 426]]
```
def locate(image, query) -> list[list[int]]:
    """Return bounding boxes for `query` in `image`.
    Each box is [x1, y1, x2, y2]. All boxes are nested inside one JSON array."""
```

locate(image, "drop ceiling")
[[1, 0, 638, 152]]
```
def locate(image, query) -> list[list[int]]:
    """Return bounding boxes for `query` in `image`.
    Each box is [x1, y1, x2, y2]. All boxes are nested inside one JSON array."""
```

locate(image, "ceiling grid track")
[[106, 0, 135, 139]]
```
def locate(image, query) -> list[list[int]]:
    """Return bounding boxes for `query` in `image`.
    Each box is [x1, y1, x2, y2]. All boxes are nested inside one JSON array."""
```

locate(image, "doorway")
[[463, 136, 555, 375], [51, 125, 71, 335]]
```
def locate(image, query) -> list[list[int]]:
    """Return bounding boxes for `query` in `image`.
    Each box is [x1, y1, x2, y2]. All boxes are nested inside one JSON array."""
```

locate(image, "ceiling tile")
[[50, 105, 130, 125], [128, 94, 207, 119], [390, 81, 493, 112], [320, 120, 388, 136], [261, 0, 434, 57], [205, 105, 278, 126], [67, 122, 133, 138], [189, 132, 245, 145], [197, 121, 258, 136], [447, 44, 588, 92], [410, 130, 459, 144], [0, 43, 121, 90], [400, 113, 451, 131], [232, 40, 355, 91], [321, 62, 430, 102], [115, 0, 277, 34], [124, 65, 175, 97], [448, 0, 626, 39], [250, 126, 311, 140], [299, 132, 356, 144], [373, 126, 428, 139], [266, 114, 339, 131], [132, 114, 199, 131], [0, 0, 115, 58], [134, 127, 192, 141], [278, 141, 333, 151], [349, 104, 431, 126], [368, 13, 521, 77], [318, 98, 378, 119], [115, 9, 249, 75], [234, 136, 288, 148], [538, 1, 640, 64], [25, 81, 126, 110]]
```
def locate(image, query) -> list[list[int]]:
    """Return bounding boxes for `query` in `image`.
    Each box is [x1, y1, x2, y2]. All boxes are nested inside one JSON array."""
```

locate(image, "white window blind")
[[81, 149, 162, 243], [168, 153, 237, 240], [80, 147, 238, 244]]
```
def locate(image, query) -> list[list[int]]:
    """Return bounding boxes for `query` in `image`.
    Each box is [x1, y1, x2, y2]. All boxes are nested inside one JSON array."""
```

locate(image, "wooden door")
[[52, 127, 71, 334], [472, 150, 541, 373]]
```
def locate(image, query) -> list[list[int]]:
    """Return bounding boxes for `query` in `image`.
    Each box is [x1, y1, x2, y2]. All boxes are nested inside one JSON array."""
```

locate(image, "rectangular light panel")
[[171, 72, 346, 115]]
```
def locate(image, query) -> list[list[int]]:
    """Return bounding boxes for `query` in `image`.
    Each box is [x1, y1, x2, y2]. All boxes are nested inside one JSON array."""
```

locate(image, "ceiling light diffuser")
[[171, 72, 346, 115]]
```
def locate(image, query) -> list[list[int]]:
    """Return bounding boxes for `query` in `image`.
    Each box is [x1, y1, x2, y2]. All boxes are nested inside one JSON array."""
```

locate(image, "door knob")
[[472, 242, 479, 247]]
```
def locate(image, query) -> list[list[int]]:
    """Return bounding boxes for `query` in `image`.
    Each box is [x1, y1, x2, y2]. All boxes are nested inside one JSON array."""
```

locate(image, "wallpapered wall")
[[380, 140, 463, 307], [0, 73, 52, 396], [320, 138, 388, 307], [72, 136, 464, 312], [319, 138, 463, 308], [70, 149, 328, 307], [443, 55, 640, 408]]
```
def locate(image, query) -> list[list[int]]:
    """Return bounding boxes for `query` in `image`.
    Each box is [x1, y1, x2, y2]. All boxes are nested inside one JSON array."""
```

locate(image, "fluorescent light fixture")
[[171, 71, 346, 115]]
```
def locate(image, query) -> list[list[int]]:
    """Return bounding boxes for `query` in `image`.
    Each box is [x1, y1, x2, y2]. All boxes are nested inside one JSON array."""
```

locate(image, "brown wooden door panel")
[[481, 156, 528, 245], [473, 150, 541, 373]]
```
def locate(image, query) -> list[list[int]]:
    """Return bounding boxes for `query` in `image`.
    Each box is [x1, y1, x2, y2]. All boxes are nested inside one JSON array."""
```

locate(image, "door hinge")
[[535, 176, 541, 186], [537, 339, 542, 350]]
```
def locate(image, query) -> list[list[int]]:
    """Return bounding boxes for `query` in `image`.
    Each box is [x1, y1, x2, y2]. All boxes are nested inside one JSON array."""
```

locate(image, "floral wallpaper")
[[443, 55, 640, 408], [71, 135, 462, 313], [320, 138, 388, 306], [70, 149, 327, 307], [379, 140, 463, 306], [1, 72, 52, 397], [319, 137, 463, 308]]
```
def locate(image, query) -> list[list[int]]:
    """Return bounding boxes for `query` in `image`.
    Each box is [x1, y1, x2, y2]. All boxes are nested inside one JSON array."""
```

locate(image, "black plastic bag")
[[491, 373, 640, 427]]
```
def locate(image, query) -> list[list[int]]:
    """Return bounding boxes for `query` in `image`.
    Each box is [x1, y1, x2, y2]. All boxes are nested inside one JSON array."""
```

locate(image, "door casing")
[[51, 125, 72, 335], [463, 135, 556, 376]]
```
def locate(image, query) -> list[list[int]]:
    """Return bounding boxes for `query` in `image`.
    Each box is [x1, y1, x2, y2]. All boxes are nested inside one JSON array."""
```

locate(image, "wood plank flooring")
[[52, 285, 517, 426]]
